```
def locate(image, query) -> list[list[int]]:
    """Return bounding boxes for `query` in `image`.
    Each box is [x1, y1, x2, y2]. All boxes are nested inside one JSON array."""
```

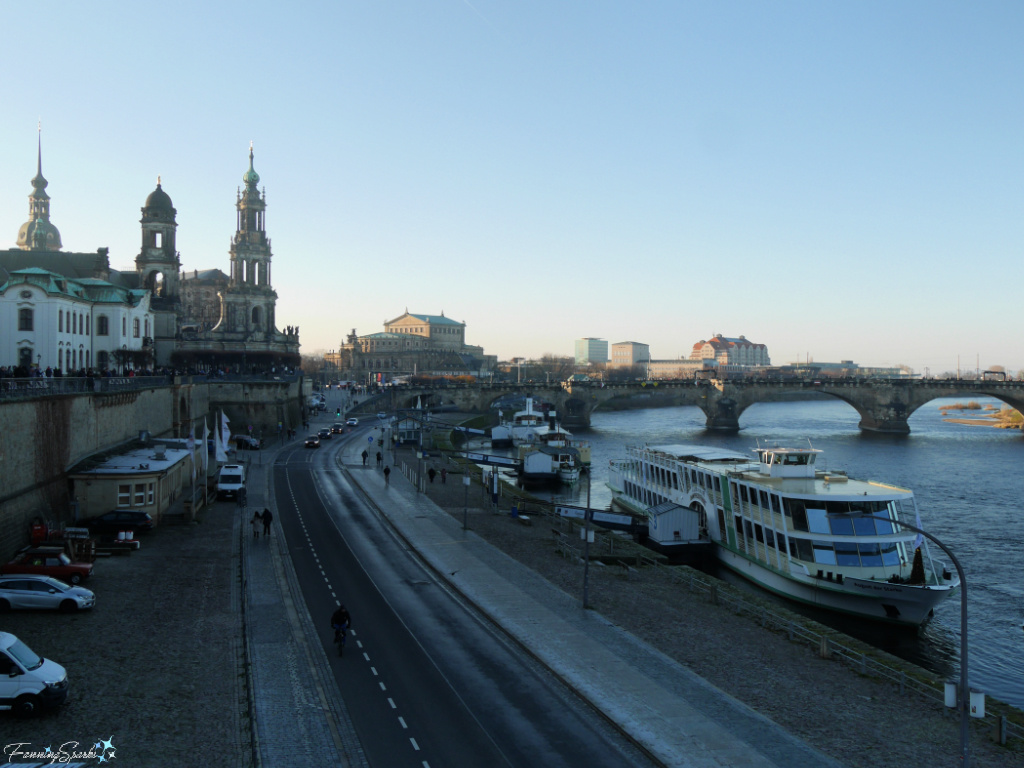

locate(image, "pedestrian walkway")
[[238, 448, 368, 768], [342, 446, 843, 768]]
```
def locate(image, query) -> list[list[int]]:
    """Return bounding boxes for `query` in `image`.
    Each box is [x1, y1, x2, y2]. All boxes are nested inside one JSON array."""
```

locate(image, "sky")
[[1, 1, 1022, 376]]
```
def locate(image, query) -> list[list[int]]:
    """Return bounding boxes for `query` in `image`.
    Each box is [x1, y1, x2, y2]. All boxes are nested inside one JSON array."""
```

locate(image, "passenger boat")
[[490, 399, 546, 448], [607, 442, 958, 626], [515, 423, 592, 466], [519, 445, 581, 487]]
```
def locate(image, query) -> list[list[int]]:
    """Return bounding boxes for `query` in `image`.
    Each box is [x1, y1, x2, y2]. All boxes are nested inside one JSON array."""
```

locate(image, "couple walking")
[[250, 508, 274, 538]]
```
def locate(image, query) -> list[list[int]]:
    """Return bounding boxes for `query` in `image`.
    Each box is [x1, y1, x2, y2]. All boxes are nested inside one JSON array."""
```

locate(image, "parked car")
[[0, 632, 69, 717], [331, 423, 345, 434], [346, 417, 359, 426], [84, 509, 154, 536], [305, 435, 320, 449], [377, 412, 388, 420], [1, 547, 93, 585], [318, 427, 332, 440], [233, 435, 262, 450], [0, 574, 95, 612]]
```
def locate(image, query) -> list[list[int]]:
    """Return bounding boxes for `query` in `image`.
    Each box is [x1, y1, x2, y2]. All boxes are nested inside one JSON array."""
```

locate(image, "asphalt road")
[[274, 431, 653, 768]]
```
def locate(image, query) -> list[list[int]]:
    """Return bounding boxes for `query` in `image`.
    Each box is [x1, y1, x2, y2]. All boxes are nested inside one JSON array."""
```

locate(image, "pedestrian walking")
[[250, 511, 262, 539], [376, 451, 382, 468], [262, 508, 273, 536], [441, 468, 447, 484], [428, 468, 436, 484], [383, 465, 391, 486], [361, 449, 368, 466]]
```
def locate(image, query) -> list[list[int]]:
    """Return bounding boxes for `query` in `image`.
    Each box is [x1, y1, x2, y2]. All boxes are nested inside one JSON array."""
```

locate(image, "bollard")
[[819, 637, 830, 659]]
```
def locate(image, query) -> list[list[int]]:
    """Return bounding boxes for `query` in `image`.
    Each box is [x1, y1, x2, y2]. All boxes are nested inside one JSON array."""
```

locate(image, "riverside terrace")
[[376, 377, 1024, 434]]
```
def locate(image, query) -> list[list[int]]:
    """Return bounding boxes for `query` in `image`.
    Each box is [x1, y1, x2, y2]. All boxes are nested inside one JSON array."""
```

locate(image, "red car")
[[1, 547, 93, 585]]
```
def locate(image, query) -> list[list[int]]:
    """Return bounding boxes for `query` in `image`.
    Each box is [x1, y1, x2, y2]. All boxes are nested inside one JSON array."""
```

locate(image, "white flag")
[[220, 410, 231, 453], [215, 417, 228, 463]]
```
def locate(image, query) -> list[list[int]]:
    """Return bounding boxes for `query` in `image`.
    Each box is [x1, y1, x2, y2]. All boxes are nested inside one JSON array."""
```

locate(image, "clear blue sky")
[[2, 1, 1022, 375]]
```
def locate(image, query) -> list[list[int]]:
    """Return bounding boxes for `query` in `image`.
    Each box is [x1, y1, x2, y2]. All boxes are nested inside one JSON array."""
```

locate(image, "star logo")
[[96, 736, 115, 762]]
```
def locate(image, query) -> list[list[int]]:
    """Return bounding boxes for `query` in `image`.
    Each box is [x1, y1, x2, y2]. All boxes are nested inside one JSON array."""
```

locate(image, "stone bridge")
[[379, 378, 1024, 434]]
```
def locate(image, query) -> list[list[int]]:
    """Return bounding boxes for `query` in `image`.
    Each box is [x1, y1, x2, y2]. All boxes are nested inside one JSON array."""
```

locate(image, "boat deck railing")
[[497, 491, 1023, 747]]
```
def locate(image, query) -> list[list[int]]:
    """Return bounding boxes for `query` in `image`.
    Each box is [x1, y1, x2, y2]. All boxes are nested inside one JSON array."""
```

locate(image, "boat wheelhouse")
[[607, 442, 958, 626]]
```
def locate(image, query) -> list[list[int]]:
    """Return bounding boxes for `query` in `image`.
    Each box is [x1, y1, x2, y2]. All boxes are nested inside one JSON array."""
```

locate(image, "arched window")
[[59, 309, 63, 333], [97, 316, 109, 336], [133, 318, 141, 338], [251, 306, 262, 328], [122, 317, 127, 336], [144, 318, 150, 337], [18, 308, 33, 331]]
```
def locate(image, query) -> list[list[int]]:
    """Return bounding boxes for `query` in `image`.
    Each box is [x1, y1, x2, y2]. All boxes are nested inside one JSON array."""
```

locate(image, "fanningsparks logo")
[[4, 736, 116, 763]]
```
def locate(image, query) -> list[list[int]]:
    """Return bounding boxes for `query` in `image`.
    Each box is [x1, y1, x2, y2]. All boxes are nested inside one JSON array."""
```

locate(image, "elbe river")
[[513, 396, 1024, 710]]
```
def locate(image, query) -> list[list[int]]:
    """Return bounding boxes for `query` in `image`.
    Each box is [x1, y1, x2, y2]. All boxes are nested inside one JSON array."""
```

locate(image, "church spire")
[[17, 122, 62, 251]]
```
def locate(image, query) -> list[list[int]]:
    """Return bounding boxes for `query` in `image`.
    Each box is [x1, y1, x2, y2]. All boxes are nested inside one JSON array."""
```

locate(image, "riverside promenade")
[[239, 436, 841, 768]]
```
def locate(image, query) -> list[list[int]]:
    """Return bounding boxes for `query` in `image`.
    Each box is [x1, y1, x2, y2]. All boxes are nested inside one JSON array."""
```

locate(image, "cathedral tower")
[[219, 144, 278, 336], [135, 177, 181, 300]]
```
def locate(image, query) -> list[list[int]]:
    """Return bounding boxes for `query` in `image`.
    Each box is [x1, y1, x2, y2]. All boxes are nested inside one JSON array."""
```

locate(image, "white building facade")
[[0, 268, 152, 373]]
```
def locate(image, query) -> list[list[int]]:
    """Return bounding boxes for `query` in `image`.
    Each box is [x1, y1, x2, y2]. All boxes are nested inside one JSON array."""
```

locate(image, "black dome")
[[145, 183, 174, 212]]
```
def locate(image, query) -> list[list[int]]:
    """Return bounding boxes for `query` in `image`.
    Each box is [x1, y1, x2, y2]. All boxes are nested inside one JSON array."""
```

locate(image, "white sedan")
[[346, 417, 359, 426], [0, 574, 96, 612]]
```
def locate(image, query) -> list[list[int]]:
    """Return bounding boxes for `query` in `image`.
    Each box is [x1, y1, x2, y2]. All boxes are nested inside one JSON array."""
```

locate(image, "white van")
[[0, 632, 69, 716], [217, 464, 246, 500]]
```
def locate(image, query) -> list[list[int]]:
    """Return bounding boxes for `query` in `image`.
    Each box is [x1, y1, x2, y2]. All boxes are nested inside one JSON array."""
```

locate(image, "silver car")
[[0, 574, 96, 612]]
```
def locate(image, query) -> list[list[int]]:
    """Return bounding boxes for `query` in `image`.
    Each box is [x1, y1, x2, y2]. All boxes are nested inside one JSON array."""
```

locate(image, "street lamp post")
[[463, 474, 471, 531], [582, 468, 592, 609], [833, 513, 970, 766]]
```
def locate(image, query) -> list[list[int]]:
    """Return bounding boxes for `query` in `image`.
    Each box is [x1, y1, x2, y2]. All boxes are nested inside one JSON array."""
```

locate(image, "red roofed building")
[[689, 334, 770, 367]]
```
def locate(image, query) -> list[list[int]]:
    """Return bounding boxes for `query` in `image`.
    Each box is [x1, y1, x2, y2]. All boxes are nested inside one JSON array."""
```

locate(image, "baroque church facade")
[[0, 135, 299, 373]]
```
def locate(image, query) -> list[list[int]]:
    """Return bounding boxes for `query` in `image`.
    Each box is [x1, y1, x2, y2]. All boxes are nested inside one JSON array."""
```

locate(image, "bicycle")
[[332, 622, 349, 657]]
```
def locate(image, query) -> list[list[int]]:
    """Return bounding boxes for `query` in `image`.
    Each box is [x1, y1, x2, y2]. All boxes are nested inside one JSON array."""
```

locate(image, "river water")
[[506, 397, 1024, 710]]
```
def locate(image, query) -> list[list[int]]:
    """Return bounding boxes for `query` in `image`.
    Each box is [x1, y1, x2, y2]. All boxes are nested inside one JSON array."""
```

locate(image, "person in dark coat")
[[262, 508, 273, 535]]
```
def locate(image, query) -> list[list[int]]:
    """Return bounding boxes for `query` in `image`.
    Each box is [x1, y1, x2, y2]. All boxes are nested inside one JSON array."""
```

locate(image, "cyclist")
[[331, 604, 351, 646]]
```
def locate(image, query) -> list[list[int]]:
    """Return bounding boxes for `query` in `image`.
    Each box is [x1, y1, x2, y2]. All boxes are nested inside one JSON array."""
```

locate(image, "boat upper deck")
[[634, 443, 912, 499]]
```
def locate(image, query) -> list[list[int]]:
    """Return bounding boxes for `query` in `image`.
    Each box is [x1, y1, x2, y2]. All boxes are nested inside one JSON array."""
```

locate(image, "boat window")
[[769, 495, 780, 514], [784, 453, 808, 466], [713, 476, 721, 492], [776, 533, 787, 553], [880, 542, 901, 566], [874, 516, 895, 535], [812, 541, 837, 565], [754, 524, 764, 543], [825, 501, 847, 516], [835, 542, 860, 566], [734, 516, 744, 539], [672, 473, 679, 490], [744, 520, 754, 539], [790, 504, 808, 532], [829, 516, 854, 536], [852, 517, 877, 537], [740, 485, 749, 503], [791, 538, 813, 561], [858, 543, 883, 566], [806, 507, 830, 534], [765, 528, 776, 548], [759, 490, 769, 509]]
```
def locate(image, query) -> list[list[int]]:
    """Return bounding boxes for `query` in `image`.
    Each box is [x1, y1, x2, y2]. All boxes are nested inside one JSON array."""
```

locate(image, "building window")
[[18, 308, 33, 331], [118, 484, 131, 506], [147, 483, 155, 505], [134, 484, 145, 506], [123, 317, 127, 336], [133, 318, 141, 338], [59, 310, 63, 333], [97, 316, 109, 336]]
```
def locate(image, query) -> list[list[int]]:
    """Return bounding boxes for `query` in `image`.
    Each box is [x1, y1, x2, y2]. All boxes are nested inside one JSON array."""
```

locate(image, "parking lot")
[[0, 501, 248, 767]]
